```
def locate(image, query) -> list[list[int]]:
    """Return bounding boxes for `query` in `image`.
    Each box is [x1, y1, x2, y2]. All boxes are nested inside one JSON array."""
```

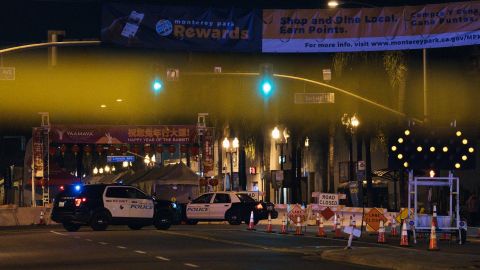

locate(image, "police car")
[[51, 184, 172, 232], [185, 192, 278, 225]]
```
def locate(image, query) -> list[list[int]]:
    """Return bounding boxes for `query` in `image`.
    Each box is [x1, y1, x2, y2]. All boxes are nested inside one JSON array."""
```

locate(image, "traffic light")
[[151, 64, 164, 94], [259, 63, 274, 97]]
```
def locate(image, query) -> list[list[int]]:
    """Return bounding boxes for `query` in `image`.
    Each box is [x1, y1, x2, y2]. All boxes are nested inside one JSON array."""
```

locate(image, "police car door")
[[210, 193, 232, 219], [126, 188, 154, 219], [104, 186, 130, 218], [186, 193, 214, 219]]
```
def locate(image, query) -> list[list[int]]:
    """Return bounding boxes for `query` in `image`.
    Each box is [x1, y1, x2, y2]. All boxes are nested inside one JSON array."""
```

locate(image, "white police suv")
[[51, 184, 172, 232], [185, 192, 278, 225]]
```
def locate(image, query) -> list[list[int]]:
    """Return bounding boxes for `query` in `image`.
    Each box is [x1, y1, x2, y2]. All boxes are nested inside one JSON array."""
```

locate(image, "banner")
[[50, 125, 197, 144], [202, 127, 215, 176], [32, 128, 44, 178], [263, 1, 480, 52], [102, 3, 261, 52]]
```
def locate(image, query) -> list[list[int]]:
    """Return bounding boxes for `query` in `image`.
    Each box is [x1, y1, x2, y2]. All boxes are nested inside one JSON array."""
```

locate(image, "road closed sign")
[[318, 193, 339, 207]]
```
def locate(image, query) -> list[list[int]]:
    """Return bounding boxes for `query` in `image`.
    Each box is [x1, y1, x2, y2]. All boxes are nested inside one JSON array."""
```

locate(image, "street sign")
[[321, 207, 335, 221], [322, 69, 332, 81], [343, 226, 362, 237], [0, 67, 15, 80], [395, 208, 414, 223], [288, 204, 306, 223], [364, 208, 387, 232], [107, 155, 135, 163], [318, 193, 339, 207], [294, 93, 334, 104]]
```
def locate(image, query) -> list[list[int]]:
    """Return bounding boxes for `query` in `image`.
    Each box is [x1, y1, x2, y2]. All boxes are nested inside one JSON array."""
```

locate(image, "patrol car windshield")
[[236, 194, 256, 203]]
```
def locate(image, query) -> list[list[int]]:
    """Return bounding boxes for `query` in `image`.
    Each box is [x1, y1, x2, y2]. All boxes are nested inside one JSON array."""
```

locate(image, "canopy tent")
[[125, 163, 200, 203]]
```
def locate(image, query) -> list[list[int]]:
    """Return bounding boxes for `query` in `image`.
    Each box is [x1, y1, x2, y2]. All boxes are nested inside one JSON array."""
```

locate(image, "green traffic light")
[[153, 80, 162, 92], [262, 81, 272, 96]]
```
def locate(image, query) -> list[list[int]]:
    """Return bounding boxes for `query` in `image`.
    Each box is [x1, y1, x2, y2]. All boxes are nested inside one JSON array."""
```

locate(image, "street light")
[[341, 113, 360, 183], [223, 137, 239, 191]]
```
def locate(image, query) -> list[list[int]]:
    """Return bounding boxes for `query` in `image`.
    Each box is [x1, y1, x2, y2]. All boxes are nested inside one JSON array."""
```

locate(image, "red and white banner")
[[263, 1, 480, 52]]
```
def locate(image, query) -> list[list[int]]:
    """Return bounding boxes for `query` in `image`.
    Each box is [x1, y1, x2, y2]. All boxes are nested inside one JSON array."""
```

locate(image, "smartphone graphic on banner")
[[121, 11, 145, 38]]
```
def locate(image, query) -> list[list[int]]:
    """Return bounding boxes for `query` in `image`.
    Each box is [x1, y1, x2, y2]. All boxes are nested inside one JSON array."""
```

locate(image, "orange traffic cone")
[[247, 211, 256, 231], [333, 215, 343, 239], [265, 213, 274, 233], [439, 232, 451, 241], [38, 210, 46, 226], [294, 216, 303, 236], [279, 214, 288, 235], [315, 212, 320, 226], [378, 220, 387, 243], [316, 216, 327, 237], [390, 216, 398, 237], [331, 214, 337, 232], [400, 221, 410, 247], [432, 205, 438, 228], [428, 220, 439, 251]]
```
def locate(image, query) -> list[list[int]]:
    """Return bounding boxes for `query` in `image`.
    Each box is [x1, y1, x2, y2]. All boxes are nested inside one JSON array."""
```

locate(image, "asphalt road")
[[0, 224, 381, 270]]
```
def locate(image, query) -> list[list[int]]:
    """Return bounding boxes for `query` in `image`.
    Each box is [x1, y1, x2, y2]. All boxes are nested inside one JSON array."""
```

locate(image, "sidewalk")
[[321, 247, 480, 270]]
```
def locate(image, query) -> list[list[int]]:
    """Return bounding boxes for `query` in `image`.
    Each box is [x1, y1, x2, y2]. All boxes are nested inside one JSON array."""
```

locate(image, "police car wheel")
[[63, 222, 81, 232], [186, 220, 198, 225], [155, 217, 172, 230], [90, 211, 110, 231], [226, 211, 241, 225], [128, 224, 143, 230]]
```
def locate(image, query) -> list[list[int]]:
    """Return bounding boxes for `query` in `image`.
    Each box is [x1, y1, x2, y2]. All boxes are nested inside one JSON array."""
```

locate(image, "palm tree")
[[332, 51, 408, 207]]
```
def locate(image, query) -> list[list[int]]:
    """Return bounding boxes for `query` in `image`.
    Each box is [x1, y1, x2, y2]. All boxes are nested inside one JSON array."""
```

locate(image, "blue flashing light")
[[74, 185, 81, 192]]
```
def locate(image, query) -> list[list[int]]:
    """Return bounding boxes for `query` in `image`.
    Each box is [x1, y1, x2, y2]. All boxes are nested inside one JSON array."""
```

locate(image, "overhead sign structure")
[[318, 193, 339, 207], [288, 204, 306, 223], [262, 1, 480, 53], [294, 93, 335, 104], [107, 156, 135, 163], [364, 208, 387, 232], [0, 67, 15, 80]]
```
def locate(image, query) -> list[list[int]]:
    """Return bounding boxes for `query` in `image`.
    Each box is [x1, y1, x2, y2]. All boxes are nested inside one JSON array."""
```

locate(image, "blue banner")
[[102, 3, 261, 52]]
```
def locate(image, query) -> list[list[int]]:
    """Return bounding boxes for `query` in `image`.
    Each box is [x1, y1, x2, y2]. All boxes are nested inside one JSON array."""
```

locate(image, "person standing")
[[466, 193, 479, 226]]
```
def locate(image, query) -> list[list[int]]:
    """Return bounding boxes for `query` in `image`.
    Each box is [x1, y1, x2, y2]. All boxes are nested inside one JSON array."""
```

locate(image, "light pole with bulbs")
[[272, 126, 290, 203], [341, 113, 360, 183], [222, 137, 239, 191]]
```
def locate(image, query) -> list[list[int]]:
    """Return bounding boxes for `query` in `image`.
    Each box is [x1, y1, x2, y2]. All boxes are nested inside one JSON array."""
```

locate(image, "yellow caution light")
[[462, 139, 468, 145], [397, 154, 403, 159], [442, 146, 448, 152], [391, 146, 397, 151], [469, 147, 474, 153], [462, 155, 467, 161], [404, 130, 410, 136], [403, 162, 409, 168], [456, 131, 462, 137], [429, 146, 435, 152], [398, 138, 404, 144], [455, 163, 461, 169], [417, 146, 423, 152]]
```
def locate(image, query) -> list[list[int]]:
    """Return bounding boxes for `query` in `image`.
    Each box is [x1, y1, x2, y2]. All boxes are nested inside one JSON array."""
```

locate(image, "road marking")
[[155, 256, 170, 261], [117, 246, 127, 249], [184, 263, 199, 268], [99, 242, 108, 245], [85, 239, 93, 242], [50, 231, 67, 236], [135, 250, 146, 254]]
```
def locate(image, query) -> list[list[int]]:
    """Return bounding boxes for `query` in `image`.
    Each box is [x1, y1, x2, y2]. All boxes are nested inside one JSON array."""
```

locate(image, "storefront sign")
[[263, 1, 480, 52]]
